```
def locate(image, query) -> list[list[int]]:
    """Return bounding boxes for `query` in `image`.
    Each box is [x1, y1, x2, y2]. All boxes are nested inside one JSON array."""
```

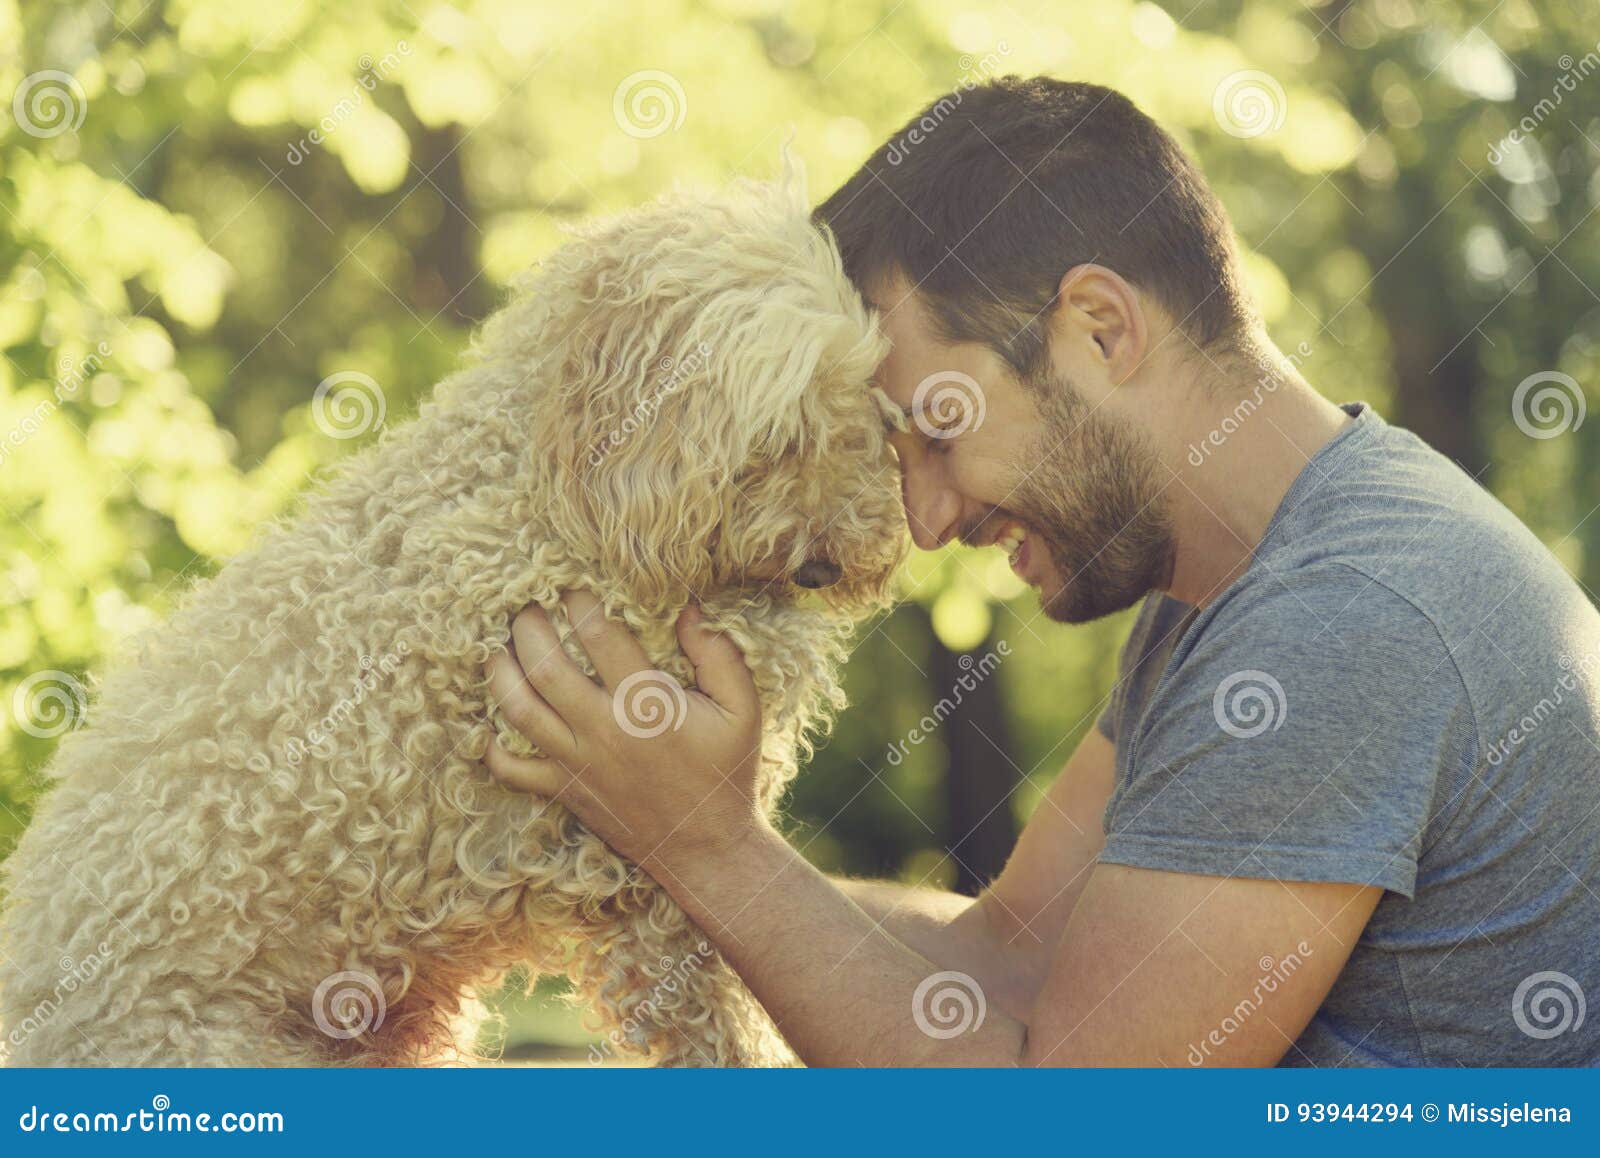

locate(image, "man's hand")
[[484, 589, 767, 874]]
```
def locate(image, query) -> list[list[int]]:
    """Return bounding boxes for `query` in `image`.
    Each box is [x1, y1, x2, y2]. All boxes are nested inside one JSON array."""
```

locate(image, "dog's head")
[[481, 158, 907, 619]]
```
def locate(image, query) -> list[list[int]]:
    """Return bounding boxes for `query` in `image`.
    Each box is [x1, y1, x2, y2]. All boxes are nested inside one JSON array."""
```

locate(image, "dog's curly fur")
[[0, 163, 906, 1066]]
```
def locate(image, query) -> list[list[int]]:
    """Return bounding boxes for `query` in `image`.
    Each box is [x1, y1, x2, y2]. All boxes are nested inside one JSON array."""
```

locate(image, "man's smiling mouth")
[[993, 520, 1028, 568], [962, 513, 1037, 578]]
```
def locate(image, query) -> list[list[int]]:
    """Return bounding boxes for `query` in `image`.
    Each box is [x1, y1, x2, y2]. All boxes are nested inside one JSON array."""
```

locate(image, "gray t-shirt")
[[1096, 402, 1600, 1066]]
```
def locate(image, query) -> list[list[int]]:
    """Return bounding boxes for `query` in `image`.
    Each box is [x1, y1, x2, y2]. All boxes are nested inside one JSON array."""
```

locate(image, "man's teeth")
[[996, 524, 1027, 563]]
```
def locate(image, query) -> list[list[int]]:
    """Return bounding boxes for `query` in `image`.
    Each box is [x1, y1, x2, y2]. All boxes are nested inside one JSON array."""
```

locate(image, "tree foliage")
[[3, 0, 1596, 913]]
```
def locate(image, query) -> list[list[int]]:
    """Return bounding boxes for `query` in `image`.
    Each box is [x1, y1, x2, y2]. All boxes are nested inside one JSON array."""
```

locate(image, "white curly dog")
[[0, 162, 907, 1066]]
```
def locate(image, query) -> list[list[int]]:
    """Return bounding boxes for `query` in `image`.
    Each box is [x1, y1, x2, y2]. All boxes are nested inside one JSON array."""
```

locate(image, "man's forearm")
[[657, 822, 1028, 1066], [831, 878, 1042, 1020]]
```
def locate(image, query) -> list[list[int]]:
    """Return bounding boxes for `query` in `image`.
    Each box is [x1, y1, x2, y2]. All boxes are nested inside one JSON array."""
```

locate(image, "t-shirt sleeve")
[[1099, 564, 1477, 899]]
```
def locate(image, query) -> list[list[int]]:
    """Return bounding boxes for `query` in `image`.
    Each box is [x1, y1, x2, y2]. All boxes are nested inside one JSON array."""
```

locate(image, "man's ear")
[[1054, 263, 1148, 384]]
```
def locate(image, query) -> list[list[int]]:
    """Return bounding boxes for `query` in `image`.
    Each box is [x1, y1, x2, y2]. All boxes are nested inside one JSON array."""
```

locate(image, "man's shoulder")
[[1179, 559, 1452, 673], [1115, 406, 1600, 744], [1113, 562, 1456, 735], [1260, 415, 1571, 639]]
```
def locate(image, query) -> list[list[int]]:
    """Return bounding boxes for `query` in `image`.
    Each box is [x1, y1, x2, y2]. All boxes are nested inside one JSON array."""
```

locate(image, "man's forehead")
[[866, 288, 937, 402], [862, 283, 924, 427], [867, 359, 921, 415], [864, 267, 920, 312]]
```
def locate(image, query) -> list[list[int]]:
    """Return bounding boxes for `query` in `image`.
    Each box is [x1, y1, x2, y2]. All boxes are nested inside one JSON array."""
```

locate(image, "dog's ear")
[[499, 162, 885, 609], [540, 281, 881, 610], [698, 247, 886, 464], [535, 323, 728, 609]]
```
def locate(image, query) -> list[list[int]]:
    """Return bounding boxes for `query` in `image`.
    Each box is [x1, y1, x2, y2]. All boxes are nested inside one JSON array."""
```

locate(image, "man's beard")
[[1000, 372, 1176, 624]]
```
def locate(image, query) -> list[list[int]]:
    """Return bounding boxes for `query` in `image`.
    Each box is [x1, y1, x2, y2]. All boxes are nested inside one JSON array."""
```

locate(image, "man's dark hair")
[[813, 76, 1253, 381]]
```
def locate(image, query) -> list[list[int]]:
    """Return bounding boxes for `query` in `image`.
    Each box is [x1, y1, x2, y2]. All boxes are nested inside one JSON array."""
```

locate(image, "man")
[[483, 77, 1600, 1066]]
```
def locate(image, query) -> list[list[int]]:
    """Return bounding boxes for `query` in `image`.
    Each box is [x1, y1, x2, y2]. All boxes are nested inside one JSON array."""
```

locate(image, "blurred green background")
[[3, 0, 1598, 1059]]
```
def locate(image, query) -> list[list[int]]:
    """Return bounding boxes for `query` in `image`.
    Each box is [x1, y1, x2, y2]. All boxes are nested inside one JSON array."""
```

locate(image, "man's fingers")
[[483, 737, 573, 797], [561, 588, 651, 690], [676, 605, 759, 718], [487, 649, 573, 755], [511, 603, 606, 719]]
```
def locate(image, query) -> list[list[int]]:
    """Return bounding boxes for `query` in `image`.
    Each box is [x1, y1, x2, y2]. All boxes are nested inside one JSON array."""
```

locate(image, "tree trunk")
[[409, 121, 487, 324], [928, 621, 1021, 896]]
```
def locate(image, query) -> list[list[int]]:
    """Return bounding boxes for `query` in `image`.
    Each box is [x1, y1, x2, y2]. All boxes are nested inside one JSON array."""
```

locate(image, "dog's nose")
[[794, 558, 842, 589]]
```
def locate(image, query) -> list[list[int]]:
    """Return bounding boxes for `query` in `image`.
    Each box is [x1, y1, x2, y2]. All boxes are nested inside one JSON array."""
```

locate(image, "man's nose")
[[900, 467, 960, 552]]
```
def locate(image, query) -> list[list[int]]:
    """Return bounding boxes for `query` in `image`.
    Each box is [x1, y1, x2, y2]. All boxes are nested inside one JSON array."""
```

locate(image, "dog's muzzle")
[[794, 558, 842, 589]]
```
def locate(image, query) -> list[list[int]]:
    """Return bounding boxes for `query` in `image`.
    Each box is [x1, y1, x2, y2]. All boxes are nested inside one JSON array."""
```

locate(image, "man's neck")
[[1157, 350, 1352, 608]]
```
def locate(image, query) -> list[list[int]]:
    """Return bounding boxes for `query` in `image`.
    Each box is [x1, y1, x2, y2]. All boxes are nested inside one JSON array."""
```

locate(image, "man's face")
[[872, 280, 1175, 623]]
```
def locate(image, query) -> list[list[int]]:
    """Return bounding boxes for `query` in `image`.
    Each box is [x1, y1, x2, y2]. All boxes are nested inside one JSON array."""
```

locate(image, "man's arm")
[[974, 726, 1117, 1007], [830, 726, 1117, 1020], [607, 816, 1379, 1066], [828, 879, 975, 959]]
